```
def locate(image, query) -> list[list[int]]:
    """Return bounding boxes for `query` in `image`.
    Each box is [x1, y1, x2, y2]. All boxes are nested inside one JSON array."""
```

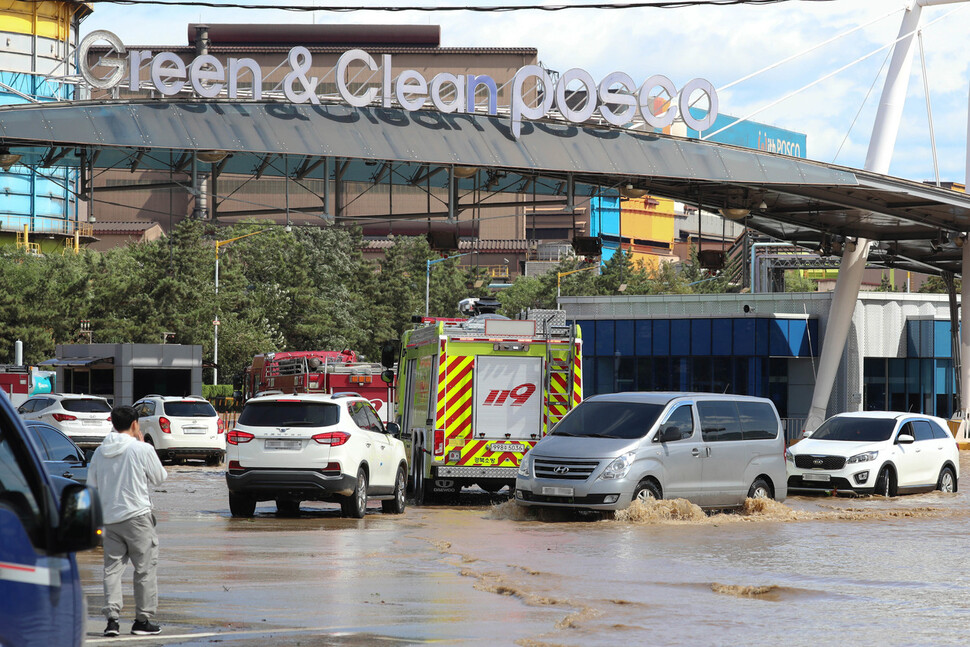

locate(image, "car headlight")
[[785, 448, 794, 463], [517, 455, 531, 478], [847, 450, 878, 464], [600, 452, 635, 480]]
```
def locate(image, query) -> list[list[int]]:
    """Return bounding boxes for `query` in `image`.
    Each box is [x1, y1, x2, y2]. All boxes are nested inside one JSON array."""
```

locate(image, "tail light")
[[52, 413, 77, 422], [228, 460, 243, 470], [227, 430, 255, 445], [159, 417, 171, 433], [312, 431, 350, 446], [434, 428, 445, 456], [217, 418, 225, 434]]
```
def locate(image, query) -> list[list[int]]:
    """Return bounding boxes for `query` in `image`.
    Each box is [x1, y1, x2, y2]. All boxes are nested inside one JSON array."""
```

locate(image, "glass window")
[[595, 320, 614, 355], [911, 420, 934, 442], [654, 357, 671, 391], [363, 405, 384, 432], [712, 320, 732, 356], [737, 402, 778, 440], [0, 423, 44, 547], [238, 401, 339, 427], [653, 320, 670, 356], [812, 416, 896, 442], [616, 357, 635, 392], [551, 400, 664, 439], [711, 357, 731, 393], [660, 405, 694, 440], [17, 399, 36, 414], [691, 357, 712, 392], [163, 401, 217, 417], [864, 358, 887, 411], [690, 319, 711, 355], [671, 319, 690, 355], [733, 319, 755, 356], [920, 320, 934, 358], [636, 358, 653, 391], [697, 400, 742, 442], [595, 357, 613, 395], [934, 321, 950, 358], [635, 320, 652, 356], [756, 319, 770, 356], [39, 426, 82, 462], [929, 420, 951, 440], [615, 320, 635, 355], [789, 320, 808, 356], [769, 319, 790, 356], [62, 398, 111, 413], [579, 320, 595, 355]]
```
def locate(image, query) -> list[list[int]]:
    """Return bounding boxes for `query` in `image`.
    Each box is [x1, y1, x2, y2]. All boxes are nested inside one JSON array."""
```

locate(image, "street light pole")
[[213, 229, 269, 385], [425, 251, 478, 317]]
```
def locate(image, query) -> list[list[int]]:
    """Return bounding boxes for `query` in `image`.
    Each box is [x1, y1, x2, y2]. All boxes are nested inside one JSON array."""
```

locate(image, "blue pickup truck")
[[0, 390, 103, 647]]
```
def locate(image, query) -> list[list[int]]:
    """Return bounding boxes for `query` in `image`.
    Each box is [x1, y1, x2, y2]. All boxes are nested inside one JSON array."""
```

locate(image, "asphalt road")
[[79, 454, 970, 646]]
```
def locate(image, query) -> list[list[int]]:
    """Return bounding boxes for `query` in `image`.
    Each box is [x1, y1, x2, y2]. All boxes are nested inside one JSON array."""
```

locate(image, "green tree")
[[784, 270, 818, 292]]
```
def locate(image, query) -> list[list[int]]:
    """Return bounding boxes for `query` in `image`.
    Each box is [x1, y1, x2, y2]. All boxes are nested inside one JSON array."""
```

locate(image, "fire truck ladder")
[[544, 320, 577, 432]]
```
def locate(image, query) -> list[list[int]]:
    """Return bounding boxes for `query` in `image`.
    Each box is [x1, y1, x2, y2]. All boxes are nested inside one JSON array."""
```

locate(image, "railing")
[[484, 265, 510, 279], [782, 417, 806, 445]]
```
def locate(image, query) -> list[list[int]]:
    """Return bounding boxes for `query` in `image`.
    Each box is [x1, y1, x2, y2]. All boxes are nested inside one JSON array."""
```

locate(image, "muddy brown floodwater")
[[80, 453, 970, 646]]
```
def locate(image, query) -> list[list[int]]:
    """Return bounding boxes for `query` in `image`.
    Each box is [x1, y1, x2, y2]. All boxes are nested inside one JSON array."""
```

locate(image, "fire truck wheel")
[[413, 454, 429, 506], [341, 467, 368, 519], [382, 466, 407, 514]]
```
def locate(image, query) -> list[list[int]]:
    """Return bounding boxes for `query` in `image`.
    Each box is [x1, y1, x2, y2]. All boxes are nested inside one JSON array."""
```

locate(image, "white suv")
[[17, 394, 113, 449], [787, 412, 959, 496], [133, 395, 225, 466], [225, 392, 407, 518]]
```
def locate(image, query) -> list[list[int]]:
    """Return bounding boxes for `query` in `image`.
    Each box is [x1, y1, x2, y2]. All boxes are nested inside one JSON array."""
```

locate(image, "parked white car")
[[17, 393, 113, 449], [225, 392, 408, 518], [133, 395, 225, 466], [787, 412, 959, 496]]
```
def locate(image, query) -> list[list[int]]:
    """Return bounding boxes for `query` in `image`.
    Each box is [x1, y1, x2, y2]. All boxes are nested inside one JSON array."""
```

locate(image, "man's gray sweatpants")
[[101, 512, 159, 622]]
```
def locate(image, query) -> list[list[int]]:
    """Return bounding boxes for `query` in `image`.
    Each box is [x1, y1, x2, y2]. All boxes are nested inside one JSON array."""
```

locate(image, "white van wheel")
[[633, 481, 661, 503], [747, 478, 772, 500]]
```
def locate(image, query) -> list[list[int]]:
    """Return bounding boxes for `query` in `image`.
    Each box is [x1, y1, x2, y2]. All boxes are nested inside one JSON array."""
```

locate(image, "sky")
[[79, 0, 970, 184]]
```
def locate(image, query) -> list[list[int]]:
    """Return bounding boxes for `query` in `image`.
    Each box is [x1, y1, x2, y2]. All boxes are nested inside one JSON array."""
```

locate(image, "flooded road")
[[80, 453, 970, 646]]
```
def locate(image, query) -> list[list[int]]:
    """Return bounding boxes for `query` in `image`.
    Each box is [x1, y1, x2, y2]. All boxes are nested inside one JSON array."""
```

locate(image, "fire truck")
[[243, 350, 395, 422], [390, 298, 582, 503], [0, 365, 55, 407]]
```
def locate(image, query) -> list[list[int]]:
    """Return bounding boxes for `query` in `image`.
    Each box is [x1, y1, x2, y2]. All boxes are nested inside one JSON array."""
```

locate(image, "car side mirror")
[[801, 430, 813, 439], [897, 433, 915, 445], [381, 369, 394, 385], [55, 483, 102, 553], [380, 341, 397, 369], [385, 421, 401, 438], [656, 426, 681, 443]]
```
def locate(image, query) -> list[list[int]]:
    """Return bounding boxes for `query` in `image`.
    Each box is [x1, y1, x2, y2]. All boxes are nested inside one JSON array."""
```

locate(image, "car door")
[[892, 421, 922, 488], [135, 401, 157, 441], [362, 403, 396, 487], [696, 400, 747, 506], [34, 424, 87, 484], [652, 403, 704, 500], [910, 420, 940, 486], [349, 402, 384, 487]]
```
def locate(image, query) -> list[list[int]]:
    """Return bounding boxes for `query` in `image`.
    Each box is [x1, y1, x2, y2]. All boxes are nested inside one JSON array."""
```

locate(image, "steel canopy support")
[[805, 1, 928, 431]]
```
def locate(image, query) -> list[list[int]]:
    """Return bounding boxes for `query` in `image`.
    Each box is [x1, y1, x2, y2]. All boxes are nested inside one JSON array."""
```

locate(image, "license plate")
[[541, 486, 574, 497], [183, 427, 207, 435], [803, 473, 831, 482], [490, 443, 525, 453], [83, 419, 102, 426], [265, 439, 301, 450]]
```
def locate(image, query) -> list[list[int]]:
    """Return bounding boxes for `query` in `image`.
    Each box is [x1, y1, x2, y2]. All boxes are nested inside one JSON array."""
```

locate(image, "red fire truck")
[[0, 365, 55, 407], [243, 350, 394, 422]]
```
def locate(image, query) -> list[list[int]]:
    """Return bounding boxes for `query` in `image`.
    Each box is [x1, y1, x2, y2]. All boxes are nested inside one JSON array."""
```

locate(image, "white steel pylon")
[[804, 0, 970, 432]]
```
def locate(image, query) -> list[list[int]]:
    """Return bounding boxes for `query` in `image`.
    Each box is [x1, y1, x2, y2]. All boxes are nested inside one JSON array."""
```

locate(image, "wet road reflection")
[[81, 453, 970, 645]]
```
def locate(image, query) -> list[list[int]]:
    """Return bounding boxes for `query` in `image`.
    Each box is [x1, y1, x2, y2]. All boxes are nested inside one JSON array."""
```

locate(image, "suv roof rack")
[[330, 392, 362, 399], [143, 394, 163, 399], [254, 389, 284, 397]]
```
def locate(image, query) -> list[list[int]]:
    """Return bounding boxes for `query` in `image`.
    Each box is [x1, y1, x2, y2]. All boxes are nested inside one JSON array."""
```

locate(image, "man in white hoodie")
[[88, 405, 167, 637]]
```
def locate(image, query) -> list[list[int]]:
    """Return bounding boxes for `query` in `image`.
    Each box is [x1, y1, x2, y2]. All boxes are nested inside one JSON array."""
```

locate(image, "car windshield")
[[238, 402, 339, 428], [550, 401, 664, 439], [811, 417, 896, 442], [163, 401, 217, 417], [62, 399, 111, 413]]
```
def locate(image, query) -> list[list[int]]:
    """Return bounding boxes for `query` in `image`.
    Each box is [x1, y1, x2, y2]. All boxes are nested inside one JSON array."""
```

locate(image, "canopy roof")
[[1, 99, 968, 275]]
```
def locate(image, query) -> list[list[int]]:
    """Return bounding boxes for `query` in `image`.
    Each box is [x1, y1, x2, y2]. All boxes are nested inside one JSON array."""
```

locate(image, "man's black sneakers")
[[131, 619, 162, 635], [103, 619, 120, 637]]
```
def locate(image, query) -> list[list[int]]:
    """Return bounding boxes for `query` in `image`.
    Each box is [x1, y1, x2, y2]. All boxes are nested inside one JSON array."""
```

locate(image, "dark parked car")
[[24, 420, 89, 485]]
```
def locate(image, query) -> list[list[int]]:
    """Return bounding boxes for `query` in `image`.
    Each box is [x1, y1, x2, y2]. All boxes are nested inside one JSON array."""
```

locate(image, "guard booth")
[[40, 343, 204, 406]]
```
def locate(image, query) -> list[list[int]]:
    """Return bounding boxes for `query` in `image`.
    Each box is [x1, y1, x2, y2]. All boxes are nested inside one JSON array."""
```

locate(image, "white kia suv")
[[17, 393, 113, 449], [225, 392, 408, 518], [133, 395, 225, 466], [787, 412, 959, 496]]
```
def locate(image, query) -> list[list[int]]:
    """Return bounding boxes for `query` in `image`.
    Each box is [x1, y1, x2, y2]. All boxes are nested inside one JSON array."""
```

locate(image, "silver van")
[[514, 392, 787, 511]]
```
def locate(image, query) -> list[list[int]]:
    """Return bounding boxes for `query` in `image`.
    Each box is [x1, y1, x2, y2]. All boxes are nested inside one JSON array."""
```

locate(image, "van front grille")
[[533, 458, 599, 481]]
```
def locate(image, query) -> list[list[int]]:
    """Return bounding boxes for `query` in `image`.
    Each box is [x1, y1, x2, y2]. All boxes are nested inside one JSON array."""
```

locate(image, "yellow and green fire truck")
[[394, 298, 582, 503]]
